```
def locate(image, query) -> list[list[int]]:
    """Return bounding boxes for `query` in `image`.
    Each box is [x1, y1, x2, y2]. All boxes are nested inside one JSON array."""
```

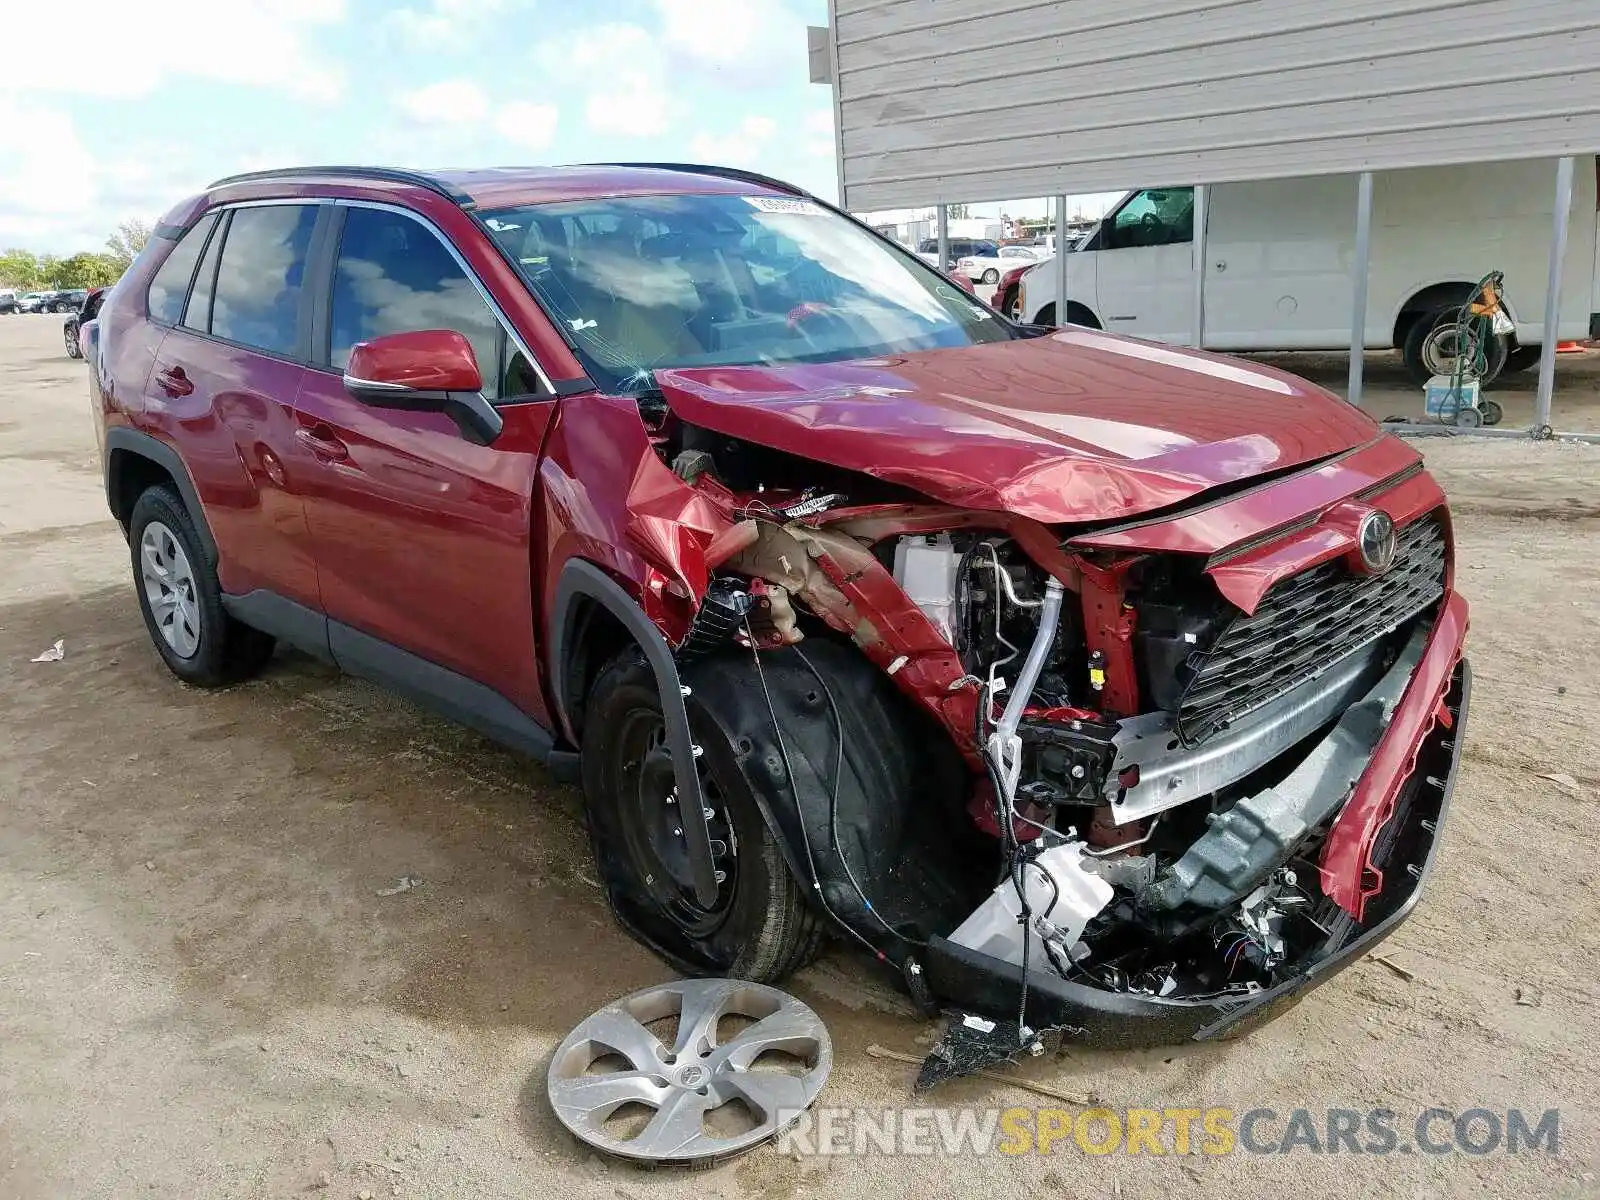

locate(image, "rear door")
[[1093, 187, 1197, 344], [291, 201, 559, 715], [143, 202, 325, 608]]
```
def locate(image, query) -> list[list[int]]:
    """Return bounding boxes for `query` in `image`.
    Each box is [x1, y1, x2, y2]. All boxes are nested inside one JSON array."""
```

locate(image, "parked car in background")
[[992, 256, 1049, 318], [1016, 158, 1600, 385], [49, 289, 89, 313], [17, 292, 50, 313], [0, 289, 19, 314], [955, 243, 1042, 285], [89, 162, 1469, 1051], [915, 237, 999, 270], [63, 287, 106, 359]]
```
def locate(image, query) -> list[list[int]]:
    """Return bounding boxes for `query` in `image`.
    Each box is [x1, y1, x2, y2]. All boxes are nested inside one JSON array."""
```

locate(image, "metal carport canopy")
[[824, 0, 1600, 210]]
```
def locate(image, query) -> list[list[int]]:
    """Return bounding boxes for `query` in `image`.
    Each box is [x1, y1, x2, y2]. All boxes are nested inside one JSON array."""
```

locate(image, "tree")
[[0, 249, 41, 290], [105, 219, 153, 268], [54, 252, 123, 289]]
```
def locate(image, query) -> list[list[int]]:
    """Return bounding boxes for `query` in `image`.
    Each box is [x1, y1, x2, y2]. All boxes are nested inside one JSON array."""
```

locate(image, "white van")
[[1015, 158, 1600, 385]]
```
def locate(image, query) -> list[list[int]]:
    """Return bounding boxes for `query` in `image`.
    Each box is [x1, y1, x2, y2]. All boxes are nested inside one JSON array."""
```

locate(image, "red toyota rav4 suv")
[[90, 164, 1469, 1048]]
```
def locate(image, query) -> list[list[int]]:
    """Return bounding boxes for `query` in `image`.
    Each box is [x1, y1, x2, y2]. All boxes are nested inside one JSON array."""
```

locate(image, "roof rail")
[[205, 165, 476, 208], [586, 162, 807, 197]]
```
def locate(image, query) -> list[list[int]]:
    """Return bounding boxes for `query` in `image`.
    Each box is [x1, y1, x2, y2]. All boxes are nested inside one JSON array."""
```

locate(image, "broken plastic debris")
[[376, 875, 424, 896], [31, 639, 65, 663]]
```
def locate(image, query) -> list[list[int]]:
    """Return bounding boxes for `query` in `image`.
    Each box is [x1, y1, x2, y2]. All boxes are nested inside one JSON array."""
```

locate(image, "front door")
[[1093, 186, 1198, 345], [292, 202, 559, 716]]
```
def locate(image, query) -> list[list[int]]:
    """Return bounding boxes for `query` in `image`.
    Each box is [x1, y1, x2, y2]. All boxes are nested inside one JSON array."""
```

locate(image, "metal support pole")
[[1534, 155, 1576, 433], [936, 205, 949, 274], [1055, 194, 1069, 326], [1347, 171, 1374, 407], [1191, 184, 1208, 349]]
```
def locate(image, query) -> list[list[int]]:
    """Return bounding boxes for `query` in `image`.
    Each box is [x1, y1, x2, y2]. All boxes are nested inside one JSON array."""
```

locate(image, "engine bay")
[[646, 414, 1450, 1014]]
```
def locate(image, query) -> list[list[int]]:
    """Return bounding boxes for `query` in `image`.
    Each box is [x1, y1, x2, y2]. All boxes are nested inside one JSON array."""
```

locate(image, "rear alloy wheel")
[[581, 654, 822, 982], [128, 486, 275, 687], [980, 268, 1000, 285]]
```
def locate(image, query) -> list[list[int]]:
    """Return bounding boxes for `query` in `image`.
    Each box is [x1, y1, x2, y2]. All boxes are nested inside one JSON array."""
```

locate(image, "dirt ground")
[[1, 312, 1597, 1199]]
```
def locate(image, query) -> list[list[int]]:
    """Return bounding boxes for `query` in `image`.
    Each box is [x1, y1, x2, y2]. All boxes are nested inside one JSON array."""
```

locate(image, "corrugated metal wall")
[[830, 0, 1600, 210]]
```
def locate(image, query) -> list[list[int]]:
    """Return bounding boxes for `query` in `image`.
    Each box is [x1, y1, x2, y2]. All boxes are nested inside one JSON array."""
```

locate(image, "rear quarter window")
[[146, 214, 219, 325]]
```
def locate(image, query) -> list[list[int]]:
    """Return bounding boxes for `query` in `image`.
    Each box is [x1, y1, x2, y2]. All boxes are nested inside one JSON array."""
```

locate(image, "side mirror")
[[343, 329, 503, 446]]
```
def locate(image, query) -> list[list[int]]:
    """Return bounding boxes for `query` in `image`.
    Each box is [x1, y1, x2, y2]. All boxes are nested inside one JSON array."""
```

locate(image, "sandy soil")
[[1, 313, 1597, 1199]]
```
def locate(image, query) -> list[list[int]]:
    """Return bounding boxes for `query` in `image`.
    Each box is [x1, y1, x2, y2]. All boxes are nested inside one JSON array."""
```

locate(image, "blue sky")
[[1, 0, 849, 255]]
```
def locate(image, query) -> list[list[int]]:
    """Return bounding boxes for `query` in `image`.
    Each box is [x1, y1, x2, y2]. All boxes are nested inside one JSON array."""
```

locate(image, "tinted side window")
[[1109, 188, 1195, 249], [211, 204, 319, 356], [183, 212, 227, 332], [146, 214, 218, 325], [330, 205, 503, 400]]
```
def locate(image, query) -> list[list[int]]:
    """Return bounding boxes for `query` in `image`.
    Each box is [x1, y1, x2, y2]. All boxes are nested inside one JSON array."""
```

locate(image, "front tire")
[[580, 653, 823, 982], [980, 268, 1000, 285], [128, 486, 275, 687]]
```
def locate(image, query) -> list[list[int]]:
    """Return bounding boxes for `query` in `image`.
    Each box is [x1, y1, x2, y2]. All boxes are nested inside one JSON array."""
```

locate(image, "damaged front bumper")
[[922, 613, 1471, 1051]]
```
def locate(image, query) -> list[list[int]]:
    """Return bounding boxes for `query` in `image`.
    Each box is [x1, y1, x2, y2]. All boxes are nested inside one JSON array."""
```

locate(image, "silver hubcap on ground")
[[548, 979, 831, 1164], [140, 521, 201, 659]]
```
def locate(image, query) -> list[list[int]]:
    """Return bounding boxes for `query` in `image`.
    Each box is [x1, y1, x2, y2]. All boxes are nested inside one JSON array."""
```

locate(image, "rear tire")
[[580, 653, 822, 983], [64, 322, 81, 358], [980, 268, 1000, 285], [128, 486, 275, 687], [1402, 304, 1508, 388], [1504, 345, 1542, 374]]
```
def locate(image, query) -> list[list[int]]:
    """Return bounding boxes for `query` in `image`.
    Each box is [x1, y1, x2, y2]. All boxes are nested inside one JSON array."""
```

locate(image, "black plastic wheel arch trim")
[[922, 659, 1470, 1050], [549, 559, 719, 906], [104, 427, 219, 566]]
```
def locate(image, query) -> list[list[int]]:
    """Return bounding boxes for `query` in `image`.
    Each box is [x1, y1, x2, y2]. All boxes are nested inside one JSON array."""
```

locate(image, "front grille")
[[1175, 512, 1447, 745]]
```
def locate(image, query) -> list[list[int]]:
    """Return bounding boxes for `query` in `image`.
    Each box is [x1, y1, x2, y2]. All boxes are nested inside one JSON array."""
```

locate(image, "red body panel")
[[655, 328, 1379, 525], [144, 327, 322, 609], [345, 329, 484, 392], [291, 370, 557, 719]]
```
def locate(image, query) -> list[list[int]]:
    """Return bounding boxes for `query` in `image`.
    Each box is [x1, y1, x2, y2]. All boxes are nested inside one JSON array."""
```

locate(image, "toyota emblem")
[[1358, 511, 1398, 574]]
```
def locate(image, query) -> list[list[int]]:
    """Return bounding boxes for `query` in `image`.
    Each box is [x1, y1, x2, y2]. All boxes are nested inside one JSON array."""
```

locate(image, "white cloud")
[[805, 109, 836, 159], [397, 80, 492, 125], [387, 0, 510, 49], [495, 102, 560, 151], [0, 99, 216, 252], [539, 24, 676, 138], [6, 0, 348, 103], [689, 116, 781, 167], [649, 0, 807, 86]]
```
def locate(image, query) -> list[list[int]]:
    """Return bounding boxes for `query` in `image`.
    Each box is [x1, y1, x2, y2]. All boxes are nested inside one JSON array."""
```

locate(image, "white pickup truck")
[[1015, 157, 1600, 385]]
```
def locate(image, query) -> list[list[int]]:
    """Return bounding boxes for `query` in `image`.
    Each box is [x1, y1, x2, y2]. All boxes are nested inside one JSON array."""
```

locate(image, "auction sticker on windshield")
[[746, 196, 824, 215]]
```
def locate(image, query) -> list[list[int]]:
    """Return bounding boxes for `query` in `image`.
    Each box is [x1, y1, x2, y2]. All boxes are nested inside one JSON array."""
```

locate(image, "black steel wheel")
[[581, 653, 822, 981]]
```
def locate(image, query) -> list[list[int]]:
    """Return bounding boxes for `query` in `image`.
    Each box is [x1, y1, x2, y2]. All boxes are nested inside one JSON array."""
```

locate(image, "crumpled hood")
[[654, 329, 1380, 524]]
